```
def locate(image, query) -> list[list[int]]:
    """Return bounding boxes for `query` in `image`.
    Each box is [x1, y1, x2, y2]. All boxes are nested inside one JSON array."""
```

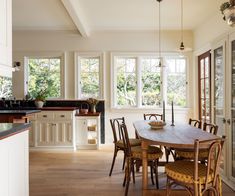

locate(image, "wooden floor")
[[29, 147, 235, 196]]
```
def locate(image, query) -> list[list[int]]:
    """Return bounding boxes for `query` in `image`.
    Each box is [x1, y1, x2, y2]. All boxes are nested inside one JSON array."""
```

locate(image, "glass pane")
[[28, 58, 61, 99], [0, 76, 12, 98], [81, 58, 99, 72], [232, 110, 235, 177], [81, 73, 99, 98], [200, 59, 204, 78], [116, 58, 137, 106], [141, 58, 161, 106], [166, 59, 186, 107], [214, 47, 224, 109], [232, 40, 235, 107], [205, 57, 209, 78], [200, 79, 205, 99]]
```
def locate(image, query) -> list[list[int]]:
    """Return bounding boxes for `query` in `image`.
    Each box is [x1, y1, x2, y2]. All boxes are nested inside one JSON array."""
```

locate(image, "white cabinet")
[[76, 115, 100, 149], [34, 110, 76, 150], [0, 131, 29, 196], [0, 0, 12, 77], [28, 114, 36, 147]]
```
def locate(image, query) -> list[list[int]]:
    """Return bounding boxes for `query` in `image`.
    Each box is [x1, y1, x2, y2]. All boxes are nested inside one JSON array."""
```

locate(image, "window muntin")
[[112, 54, 188, 108], [0, 76, 12, 98], [80, 58, 100, 98], [116, 58, 137, 107], [27, 58, 62, 99], [166, 58, 187, 107]]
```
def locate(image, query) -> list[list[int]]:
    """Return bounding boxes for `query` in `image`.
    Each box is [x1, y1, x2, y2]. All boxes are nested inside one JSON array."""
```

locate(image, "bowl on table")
[[148, 120, 166, 130]]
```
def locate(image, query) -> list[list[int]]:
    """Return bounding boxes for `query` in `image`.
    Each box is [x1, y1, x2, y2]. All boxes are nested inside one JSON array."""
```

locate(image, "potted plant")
[[220, 0, 235, 26], [35, 90, 47, 108], [87, 98, 99, 113]]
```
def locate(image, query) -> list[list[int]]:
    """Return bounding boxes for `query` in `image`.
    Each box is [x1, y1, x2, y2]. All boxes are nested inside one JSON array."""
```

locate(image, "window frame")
[[111, 52, 189, 109], [75, 52, 104, 99], [25, 53, 65, 100]]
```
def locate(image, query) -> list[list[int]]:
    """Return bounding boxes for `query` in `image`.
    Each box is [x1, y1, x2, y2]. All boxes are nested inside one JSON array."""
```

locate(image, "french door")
[[212, 38, 227, 177], [198, 51, 211, 122]]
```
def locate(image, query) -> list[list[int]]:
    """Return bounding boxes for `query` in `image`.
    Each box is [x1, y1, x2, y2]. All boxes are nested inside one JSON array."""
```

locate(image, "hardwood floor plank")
[[29, 148, 234, 196]]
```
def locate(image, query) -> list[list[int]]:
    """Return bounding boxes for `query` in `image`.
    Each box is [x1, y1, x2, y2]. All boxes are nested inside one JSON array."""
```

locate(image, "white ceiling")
[[13, 0, 224, 36]]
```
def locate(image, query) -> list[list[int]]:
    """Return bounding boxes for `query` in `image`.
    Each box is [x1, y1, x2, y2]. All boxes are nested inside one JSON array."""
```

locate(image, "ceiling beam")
[[61, 0, 90, 37]]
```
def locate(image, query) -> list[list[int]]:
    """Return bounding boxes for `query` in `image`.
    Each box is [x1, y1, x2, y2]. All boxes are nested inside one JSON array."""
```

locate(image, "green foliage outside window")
[[80, 58, 100, 98], [27, 58, 61, 99], [0, 76, 12, 98]]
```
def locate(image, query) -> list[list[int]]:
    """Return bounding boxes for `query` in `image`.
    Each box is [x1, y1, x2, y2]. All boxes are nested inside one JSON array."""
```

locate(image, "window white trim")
[[111, 52, 189, 109], [74, 52, 104, 99], [24, 52, 65, 99]]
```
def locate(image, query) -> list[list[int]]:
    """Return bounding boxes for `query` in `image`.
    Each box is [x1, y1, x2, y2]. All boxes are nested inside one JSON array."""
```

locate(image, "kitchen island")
[[0, 123, 31, 196]]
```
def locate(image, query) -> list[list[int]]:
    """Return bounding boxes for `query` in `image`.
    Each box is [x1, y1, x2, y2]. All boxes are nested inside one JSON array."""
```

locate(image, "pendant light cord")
[[159, 0, 161, 59], [181, 0, 183, 43]]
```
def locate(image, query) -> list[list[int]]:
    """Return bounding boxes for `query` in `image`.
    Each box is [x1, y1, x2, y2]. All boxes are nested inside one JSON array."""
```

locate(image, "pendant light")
[[178, 0, 191, 52], [157, 0, 163, 67]]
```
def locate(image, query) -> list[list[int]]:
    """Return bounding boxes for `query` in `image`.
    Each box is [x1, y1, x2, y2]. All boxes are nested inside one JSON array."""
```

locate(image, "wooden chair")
[[188, 118, 201, 128], [166, 136, 226, 196], [109, 117, 141, 176], [120, 123, 163, 196], [203, 122, 218, 135], [144, 113, 163, 121], [175, 121, 218, 160]]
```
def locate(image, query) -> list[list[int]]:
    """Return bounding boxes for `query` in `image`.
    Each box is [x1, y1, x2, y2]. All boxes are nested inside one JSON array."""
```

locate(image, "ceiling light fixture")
[[220, 0, 235, 27], [156, 0, 163, 67], [177, 0, 191, 53]]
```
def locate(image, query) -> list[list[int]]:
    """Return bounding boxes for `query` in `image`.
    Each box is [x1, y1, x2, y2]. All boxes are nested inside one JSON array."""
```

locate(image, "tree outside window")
[[80, 58, 100, 98], [0, 76, 12, 98], [27, 58, 61, 99]]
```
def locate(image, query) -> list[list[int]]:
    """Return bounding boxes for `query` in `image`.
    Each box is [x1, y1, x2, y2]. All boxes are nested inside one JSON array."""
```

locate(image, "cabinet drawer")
[[54, 112, 73, 120], [37, 112, 54, 120]]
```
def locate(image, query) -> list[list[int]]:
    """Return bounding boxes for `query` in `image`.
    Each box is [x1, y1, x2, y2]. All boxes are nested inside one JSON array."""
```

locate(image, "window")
[[116, 58, 137, 106], [26, 57, 63, 99], [112, 53, 188, 108], [0, 76, 12, 98], [76, 53, 103, 99], [198, 51, 211, 122], [166, 58, 187, 107]]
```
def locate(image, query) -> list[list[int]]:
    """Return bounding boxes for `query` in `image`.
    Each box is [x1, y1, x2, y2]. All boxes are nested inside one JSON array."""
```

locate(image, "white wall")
[[13, 30, 193, 144]]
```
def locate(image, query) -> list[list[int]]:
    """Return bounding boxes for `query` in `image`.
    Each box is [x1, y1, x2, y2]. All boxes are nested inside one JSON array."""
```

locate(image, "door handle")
[[227, 119, 231, 125], [222, 118, 226, 124]]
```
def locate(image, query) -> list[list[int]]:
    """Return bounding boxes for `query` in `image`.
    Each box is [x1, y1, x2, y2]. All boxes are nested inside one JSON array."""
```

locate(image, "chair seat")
[[165, 161, 213, 184], [117, 139, 141, 148], [131, 145, 163, 160], [175, 148, 209, 159]]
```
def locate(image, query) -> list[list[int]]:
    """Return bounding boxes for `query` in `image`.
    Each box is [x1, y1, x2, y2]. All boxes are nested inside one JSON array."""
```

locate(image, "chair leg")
[[131, 159, 135, 184], [154, 159, 159, 189], [166, 177, 170, 196], [165, 147, 170, 163], [109, 148, 118, 176], [122, 152, 126, 170], [150, 162, 155, 185], [124, 158, 131, 196]]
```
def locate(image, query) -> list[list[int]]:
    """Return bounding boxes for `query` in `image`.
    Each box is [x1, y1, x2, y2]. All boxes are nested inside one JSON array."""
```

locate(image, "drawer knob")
[[43, 115, 47, 117], [60, 115, 65, 117]]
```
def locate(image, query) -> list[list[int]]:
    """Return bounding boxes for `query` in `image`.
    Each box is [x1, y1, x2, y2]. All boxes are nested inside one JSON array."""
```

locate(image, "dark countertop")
[[41, 107, 77, 111], [0, 123, 31, 140], [75, 112, 100, 117], [0, 110, 41, 115]]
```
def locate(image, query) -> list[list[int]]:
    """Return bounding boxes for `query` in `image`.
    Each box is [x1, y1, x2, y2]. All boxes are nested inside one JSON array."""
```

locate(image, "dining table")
[[133, 120, 220, 191]]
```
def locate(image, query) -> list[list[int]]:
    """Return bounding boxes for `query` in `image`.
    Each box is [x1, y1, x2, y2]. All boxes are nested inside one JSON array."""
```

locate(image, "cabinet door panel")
[[76, 119, 88, 145], [37, 122, 54, 146], [54, 122, 73, 146]]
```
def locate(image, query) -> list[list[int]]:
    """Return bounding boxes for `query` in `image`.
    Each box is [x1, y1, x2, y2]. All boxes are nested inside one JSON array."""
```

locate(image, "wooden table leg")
[[142, 141, 148, 190]]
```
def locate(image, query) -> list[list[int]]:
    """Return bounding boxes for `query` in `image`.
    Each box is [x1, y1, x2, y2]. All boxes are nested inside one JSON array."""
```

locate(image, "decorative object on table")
[[80, 102, 89, 114], [87, 98, 99, 113], [148, 120, 166, 130], [34, 90, 47, 108], [162, 100, 165, 122], [220, 0, 235, 27], [171, 101, 175, 126]]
